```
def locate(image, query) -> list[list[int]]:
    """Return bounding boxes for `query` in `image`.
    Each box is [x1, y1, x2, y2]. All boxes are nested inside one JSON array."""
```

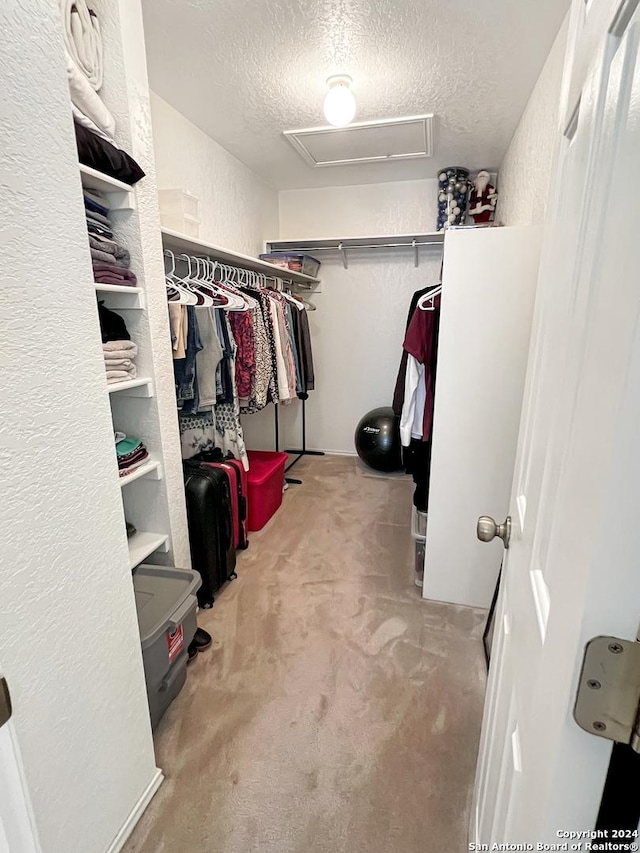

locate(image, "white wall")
[[498, 17, 569, 226], [279, 179, 439, 239], [150, 92, 279, 259], [149, 92, 280, 452], [0, 2, 158, 851], [276, 180, 442, 454]]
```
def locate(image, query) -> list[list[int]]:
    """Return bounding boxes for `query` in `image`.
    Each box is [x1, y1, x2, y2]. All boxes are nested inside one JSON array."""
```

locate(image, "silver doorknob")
[[477, 515, 511, 549]]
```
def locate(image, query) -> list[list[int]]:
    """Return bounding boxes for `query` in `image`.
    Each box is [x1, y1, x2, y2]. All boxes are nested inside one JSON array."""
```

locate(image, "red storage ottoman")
[[246, 450, 288, 531]]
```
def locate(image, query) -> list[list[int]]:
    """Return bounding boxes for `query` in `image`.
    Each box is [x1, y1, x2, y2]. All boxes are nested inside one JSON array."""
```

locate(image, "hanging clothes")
[[392, 286, 433, 417], [212, 312, 248, 469], [400, 295, 440, 445], [196, 308, 224, 409], [174, 305, 203, 414], [398, 293, 441, 513], [165, 256, 316, 471]]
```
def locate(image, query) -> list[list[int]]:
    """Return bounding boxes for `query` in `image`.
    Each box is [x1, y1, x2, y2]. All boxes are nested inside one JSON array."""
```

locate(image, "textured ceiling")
[[141, 0, 569, 190]]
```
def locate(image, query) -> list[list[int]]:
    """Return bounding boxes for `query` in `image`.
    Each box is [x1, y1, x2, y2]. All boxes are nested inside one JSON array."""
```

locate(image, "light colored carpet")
[[125, 455, 487, 853]]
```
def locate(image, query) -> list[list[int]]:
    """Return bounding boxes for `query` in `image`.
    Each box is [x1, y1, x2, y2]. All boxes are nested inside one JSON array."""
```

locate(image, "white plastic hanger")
[[164, 249, 198, 305], [417, 283, 442, 312]]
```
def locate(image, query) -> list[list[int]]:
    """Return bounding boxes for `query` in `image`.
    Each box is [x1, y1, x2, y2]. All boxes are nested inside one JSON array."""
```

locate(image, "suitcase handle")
[[168, 596, 195, 632]]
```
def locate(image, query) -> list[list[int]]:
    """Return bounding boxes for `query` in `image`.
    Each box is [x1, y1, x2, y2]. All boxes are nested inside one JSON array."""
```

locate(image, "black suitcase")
[[183, 462, 237, 608]]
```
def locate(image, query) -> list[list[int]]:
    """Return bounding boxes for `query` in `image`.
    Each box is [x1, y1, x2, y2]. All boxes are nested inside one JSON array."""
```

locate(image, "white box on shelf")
[[158, 188, 199, 219], [159, 189, 200, 238], [160, 212, 200, 239]]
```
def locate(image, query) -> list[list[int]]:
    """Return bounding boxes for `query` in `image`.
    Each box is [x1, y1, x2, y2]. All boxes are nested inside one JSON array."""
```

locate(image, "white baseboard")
[[106, 768, 164, 853]]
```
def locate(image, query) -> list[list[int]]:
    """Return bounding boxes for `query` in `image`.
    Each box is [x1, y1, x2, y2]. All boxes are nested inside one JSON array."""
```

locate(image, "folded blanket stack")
[[60, 0, 115, 143], [115, 435, 150, 478], [103, 340, 138, 384], [84, 191, 137, 287]]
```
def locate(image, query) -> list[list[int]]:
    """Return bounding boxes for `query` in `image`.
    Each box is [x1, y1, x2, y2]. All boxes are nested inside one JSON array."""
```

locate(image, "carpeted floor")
[[125, 455, 487, 853]]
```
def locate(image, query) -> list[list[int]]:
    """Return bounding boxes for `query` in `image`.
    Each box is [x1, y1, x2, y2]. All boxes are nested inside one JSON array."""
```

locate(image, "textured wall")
[[279, 179, 439, 238], [142, 0, 569, 189], [498, 17, 569, 226], [149, 92, 279, 258], [274, 181, 442, 454], [0, 2, 158, 852]]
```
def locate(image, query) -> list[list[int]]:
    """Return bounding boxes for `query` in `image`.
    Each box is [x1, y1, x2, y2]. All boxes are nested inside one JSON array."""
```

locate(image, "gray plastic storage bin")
[[133, 564, 201, 730]]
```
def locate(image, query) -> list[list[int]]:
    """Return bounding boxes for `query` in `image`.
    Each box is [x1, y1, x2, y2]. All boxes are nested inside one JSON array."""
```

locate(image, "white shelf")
[[128, 531, 169, 569], [95, 283, 145, 308], [80, 164, 135, 211], [119, 459, 162, 487], [107, 377, 153, 397], [265, 232, 444, 269], [95, 283, 143, 294], [161, 227, 320, 286]]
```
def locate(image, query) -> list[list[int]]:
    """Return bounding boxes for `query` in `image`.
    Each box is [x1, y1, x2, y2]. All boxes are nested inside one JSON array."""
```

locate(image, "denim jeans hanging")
[[174, 305, 203, 415]]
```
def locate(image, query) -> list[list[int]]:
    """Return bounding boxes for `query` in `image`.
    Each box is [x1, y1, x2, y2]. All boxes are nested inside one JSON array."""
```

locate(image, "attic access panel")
[[284, 115, 434, 168]]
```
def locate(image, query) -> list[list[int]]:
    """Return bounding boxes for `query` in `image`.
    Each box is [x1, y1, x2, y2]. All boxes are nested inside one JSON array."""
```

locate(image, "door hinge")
[[574, 636, 640, 752], [0, 677, 12, 729]]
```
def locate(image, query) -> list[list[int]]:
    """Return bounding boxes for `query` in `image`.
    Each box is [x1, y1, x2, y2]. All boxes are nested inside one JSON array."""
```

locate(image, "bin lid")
[[133, 565, 201, 648], [247, 450, 288, 486]]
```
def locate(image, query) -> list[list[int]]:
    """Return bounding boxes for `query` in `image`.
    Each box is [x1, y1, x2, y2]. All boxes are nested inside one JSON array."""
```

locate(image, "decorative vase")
[[437, 167, 470, 231]]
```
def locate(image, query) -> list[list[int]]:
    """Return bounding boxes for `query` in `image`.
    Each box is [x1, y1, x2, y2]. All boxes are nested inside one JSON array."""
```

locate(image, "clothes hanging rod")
[[265, 232, 444, 269], [268, 241, 442, 252]]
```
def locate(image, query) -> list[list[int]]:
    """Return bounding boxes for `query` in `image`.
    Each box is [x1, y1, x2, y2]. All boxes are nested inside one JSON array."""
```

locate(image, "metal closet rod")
[[269, 239, 443, 269], [271, 241, 442, 251], [271, 240, 443, 269]]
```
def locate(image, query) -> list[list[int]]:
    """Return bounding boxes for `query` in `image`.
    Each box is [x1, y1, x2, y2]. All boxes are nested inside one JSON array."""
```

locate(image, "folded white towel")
[[102, 340, 138, 356], [104, 358, 135, 369], [60, 0, 103, 89], [60, 0, 115, 139], [65, 53, 115, 141], [106, 366, 137, 382]]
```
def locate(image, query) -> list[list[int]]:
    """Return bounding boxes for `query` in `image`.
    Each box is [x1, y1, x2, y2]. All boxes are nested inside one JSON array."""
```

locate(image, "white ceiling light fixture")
[[323, 75, 357, 127]]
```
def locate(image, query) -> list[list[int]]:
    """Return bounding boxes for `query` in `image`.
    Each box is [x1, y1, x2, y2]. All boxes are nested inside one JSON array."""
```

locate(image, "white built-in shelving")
[[80, 164, 135, 211], [83, 159, 178, 574], [161, 227, 321, 286], [119, 459, 162, 487], [95, 283, 145, 309], [95, 283, 143, 295], [127, 531, 169, 570], [107, 376, 154, 396]]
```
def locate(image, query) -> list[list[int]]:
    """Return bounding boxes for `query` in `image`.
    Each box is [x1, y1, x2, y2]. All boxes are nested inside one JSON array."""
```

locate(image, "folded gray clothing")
[[104, 358, 135, 369], [89, 234, 130, 265], [91, 246, 129, 266], [87, 220, 113, 239], [106, 366, 137, 381], [86, 209, 111, 227]]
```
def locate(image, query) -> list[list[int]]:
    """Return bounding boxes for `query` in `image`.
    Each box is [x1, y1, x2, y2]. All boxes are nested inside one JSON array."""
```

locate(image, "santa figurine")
[[468, 170, 498, 224]]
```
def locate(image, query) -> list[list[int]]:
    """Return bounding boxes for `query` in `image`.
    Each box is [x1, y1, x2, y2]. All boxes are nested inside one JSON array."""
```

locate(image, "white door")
[[473, 0, 640, 843], [0, 678, 41, 853], [424, 226, 542, 609]]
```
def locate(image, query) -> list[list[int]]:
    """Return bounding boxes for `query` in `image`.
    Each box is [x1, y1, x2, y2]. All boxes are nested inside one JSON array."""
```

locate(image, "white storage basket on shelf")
[[158, 188, 200, 238]]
